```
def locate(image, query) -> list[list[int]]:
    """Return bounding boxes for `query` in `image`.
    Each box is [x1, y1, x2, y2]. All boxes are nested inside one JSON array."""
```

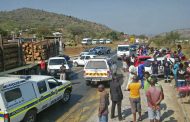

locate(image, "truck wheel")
[[62, 90, 71, 103], [23, 110, 37, 122], [74, 62, 78, 67]]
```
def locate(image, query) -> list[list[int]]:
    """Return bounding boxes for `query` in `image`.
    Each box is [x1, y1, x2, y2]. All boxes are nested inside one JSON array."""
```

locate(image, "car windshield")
[[85, 61, 107, 69], [118, 46, 129, 51], [49, 59, 66, 65]]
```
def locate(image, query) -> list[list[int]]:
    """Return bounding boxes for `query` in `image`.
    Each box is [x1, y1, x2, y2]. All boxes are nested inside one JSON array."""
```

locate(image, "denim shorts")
[[129, 98, 141, 113], [148, 107, 161, 120]]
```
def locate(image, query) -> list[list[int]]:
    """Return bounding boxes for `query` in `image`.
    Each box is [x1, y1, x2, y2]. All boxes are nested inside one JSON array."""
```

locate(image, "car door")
[[84, 56, 91, 65], [78, 56, 85, 65], [46, 78, 63, 106], [37, 80, 51, 111]]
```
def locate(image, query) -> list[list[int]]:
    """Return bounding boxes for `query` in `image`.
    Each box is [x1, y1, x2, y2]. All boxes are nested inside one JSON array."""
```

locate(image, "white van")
[[117, 44, 130, 59], [81, 38, 92, 45]]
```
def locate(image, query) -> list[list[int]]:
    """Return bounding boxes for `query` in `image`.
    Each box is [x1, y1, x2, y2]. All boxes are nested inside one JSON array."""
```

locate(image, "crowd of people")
[[98, 44, 190, 122]]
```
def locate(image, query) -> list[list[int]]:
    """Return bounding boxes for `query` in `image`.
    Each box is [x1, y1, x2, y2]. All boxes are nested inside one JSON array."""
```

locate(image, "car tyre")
[[23, 110, 37, 122], [73, 62, 78, 67], [107, 50, 110, 54], [62, 90, 71, 103], [98, 51, 102, 55]]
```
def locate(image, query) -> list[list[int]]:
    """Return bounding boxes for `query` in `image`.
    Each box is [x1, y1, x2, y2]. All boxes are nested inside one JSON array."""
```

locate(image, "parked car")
[[134, 56, 152, 67], [73, 54, 96, 67], [47, 57, 71, 79], [80, 48, 97, 56], [92, 39, 99, 44], [81, 38, 92, 45], [144, 57, 175, 75], [84, 56, 117, 86], [94, 46, 111, 55], [105, 39, 112, 44], [99, 39, 106, 44], [0, 75, 72, 122]]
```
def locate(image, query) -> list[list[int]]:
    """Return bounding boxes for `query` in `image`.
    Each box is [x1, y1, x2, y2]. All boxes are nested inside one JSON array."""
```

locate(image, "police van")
[[0, 75, 72, 122]]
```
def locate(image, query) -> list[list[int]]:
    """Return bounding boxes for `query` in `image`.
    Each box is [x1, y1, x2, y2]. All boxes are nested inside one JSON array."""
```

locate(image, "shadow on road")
[[161, 109, 175, 121], [122, 108, 131, 119], [36, 94, 83, 122]]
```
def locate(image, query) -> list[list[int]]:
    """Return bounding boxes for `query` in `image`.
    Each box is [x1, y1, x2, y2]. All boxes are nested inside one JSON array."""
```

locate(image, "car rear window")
[[49, 59, 66, 65], [85, 61, 108, 69], [5, 88, 22, 102]]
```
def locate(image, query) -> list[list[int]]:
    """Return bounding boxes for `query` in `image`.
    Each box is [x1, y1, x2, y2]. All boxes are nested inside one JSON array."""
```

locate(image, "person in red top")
[[39, 59, 46, 75], [146, 78, 163, 122]]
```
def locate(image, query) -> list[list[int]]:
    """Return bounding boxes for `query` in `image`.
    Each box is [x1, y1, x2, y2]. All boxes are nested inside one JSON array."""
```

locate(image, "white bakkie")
[[83, 56, 117, 86], [73, 54, 96, 67], [0, 75, 72, 122]]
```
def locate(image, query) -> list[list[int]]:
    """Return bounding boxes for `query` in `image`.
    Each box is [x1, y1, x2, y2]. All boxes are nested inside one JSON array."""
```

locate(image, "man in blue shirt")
[[138, 64, 145, 88]]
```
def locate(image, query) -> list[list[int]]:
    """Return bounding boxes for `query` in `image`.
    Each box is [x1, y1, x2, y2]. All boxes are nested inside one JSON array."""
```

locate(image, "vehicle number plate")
[[92, 79, 100, 81]]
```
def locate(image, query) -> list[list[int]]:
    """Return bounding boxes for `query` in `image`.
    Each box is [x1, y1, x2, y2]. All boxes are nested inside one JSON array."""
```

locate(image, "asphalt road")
[[36, 51, 121, 122]]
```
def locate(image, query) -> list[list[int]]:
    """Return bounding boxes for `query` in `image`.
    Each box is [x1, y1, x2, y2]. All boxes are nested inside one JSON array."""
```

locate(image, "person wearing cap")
[[60, 63, 66, 80], [98, 84, 109, 122], [127, 75, 142, 122], [146, 77, 163, 122], [110, 76, 123, 121]]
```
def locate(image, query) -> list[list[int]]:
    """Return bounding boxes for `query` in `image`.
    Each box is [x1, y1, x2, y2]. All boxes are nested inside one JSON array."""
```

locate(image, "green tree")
[[107, 31, 118, 40], [0, 28, 8, 36]]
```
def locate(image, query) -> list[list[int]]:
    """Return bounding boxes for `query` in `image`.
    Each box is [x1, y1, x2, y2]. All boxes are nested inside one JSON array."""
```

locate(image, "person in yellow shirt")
[[128, 75, 142, 122]]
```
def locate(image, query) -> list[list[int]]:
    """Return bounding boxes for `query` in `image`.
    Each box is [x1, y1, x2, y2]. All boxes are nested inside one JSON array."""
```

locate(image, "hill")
[[158, 28, 190, 39], [0, 8, 119, 44]]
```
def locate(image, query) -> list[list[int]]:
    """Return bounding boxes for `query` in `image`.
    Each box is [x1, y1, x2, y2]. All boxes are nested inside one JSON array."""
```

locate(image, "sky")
[[0, 0, 190, 35]]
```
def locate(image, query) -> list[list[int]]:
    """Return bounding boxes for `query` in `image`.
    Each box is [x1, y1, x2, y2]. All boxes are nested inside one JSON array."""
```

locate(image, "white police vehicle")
[[0, 75, 72, 122]]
